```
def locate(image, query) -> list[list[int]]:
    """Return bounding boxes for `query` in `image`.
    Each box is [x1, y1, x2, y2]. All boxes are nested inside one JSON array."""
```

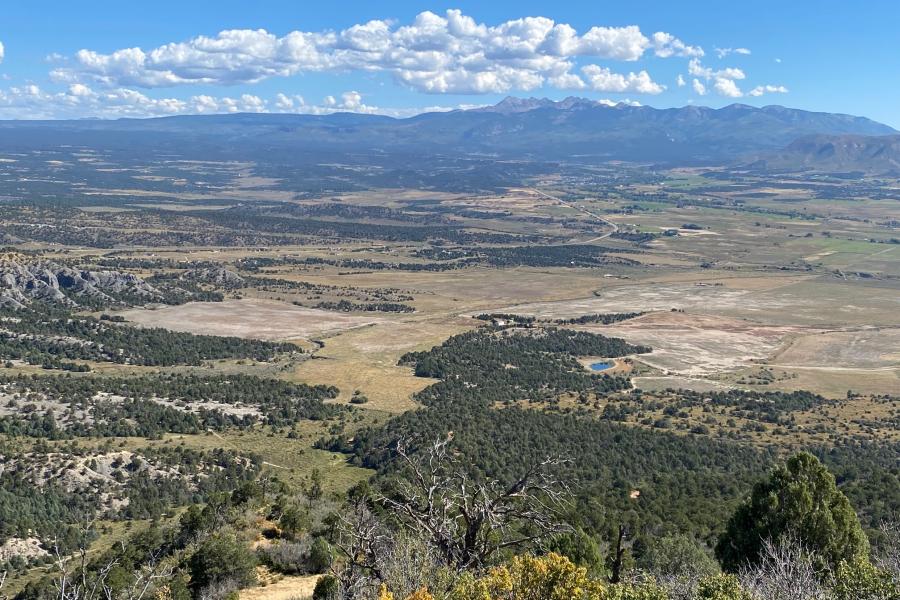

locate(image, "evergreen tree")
[[716, 452, 869, 572], [188, 531, 257, 593]]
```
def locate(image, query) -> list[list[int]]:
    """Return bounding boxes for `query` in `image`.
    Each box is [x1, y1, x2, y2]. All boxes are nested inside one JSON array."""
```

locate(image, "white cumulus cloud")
[[688, 58, 775, 98], [747, 84, 788, 97], [713, 77, 743, 98], [652, 32, 704, 58], [581, 64, 664, 94], [597, 98, 642, 107], [714, 47, 751, 59], [49, 10, 698, 95], [0, 84, 440, 119]]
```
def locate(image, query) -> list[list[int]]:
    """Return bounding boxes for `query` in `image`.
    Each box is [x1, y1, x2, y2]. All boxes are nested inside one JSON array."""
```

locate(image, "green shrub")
[[313, 574, 339, 600], [188, 531, 258, 592]]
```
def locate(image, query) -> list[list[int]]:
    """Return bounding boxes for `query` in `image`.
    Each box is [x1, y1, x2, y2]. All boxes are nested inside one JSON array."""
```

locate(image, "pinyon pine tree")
[[716, 452, 868, 573]]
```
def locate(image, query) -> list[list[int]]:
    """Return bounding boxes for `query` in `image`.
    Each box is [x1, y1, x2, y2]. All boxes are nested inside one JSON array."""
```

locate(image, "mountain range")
[[0, 97, 896, 170]]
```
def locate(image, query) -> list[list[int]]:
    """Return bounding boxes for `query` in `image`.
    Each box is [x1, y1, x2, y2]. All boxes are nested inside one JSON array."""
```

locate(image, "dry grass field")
[[771, 328, 900, 369], [118, 299, 384, 340], [289, 319, 466, 413], [498, 274, 897, 325]]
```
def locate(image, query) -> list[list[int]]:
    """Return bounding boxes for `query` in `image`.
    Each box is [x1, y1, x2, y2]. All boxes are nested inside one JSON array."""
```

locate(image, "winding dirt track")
[[530, 188, 619, 242]]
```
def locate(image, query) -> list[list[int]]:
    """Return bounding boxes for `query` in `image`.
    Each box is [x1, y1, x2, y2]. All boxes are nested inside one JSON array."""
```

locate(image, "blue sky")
[[1, 0, 898, 127]]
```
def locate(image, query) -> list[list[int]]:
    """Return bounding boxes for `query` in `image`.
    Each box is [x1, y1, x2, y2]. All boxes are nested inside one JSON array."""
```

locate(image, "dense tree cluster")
[[124, 446, 261, 520], [327, 326, 900, 558], [411, 244, 643, 268], [0, 476, 97, 553], [294, 256, 470, 272], [610, 231, 660, 244], [182, 207, 522, 244], [0, 373, 340, 437], [473, 244, 641, 268], [0, 307, 296, 367], [397, 327, 648, 408], [315, 300, 415, 313], [555, 312, 646, 325]]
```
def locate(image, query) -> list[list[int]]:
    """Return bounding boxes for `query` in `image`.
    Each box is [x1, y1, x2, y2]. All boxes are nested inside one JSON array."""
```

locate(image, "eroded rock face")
[[0, 537, 49, 563], [0, 260, 161, 308], [182, 267, 244, 287]]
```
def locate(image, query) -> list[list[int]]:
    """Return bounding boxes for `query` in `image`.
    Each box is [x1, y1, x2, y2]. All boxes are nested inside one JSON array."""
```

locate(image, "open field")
[[631, 376, 732, 393], [107, 234, 897, 400], [771, 328, 900, 369], [291, 319, 469, 413], [589, 311, 804, 377], [118, 298, 384, 340], [501, 275, 900, 326], [725, 365, 900, 397], [174, 428, 374, 493], [296, 266, 614, 315]]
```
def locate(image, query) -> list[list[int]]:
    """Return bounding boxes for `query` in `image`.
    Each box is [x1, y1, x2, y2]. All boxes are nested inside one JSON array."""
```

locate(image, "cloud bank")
[[0, 84, 363, 118], [49, 10, 697, 95], [0, 11, 789, 118]]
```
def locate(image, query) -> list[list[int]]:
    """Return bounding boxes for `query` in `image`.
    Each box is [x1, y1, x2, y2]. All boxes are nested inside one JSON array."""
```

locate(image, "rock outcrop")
[[0, 258, 162, 308], [182, 267, 245, 287]]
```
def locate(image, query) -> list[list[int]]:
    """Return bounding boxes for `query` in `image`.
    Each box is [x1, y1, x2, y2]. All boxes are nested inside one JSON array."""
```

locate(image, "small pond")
[[589, 361, 613, 372]]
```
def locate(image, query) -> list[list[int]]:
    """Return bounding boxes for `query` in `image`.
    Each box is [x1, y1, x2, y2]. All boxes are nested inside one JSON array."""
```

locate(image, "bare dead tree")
[[52, 524, 119, 600], [334, 499, 391, 599], [50, 523, 174, 600], [120, 544, 176, 600], [376, 434, 572, 571], [738, 538, 827, 600], [875, 521, 900, 581]]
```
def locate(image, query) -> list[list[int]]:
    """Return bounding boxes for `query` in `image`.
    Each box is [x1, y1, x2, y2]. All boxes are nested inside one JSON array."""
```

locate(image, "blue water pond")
[[589, 361, 613, 372]]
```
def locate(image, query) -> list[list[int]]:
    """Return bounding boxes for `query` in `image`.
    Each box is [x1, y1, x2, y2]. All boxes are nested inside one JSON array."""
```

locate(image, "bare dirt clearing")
[[502, 277, 900, 326], [591, 312, 804, 377], [771, 328, 900, 369], [117, 298, 382, 341], [503, 281, 816, 320], [632, 376, 732, 393]]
